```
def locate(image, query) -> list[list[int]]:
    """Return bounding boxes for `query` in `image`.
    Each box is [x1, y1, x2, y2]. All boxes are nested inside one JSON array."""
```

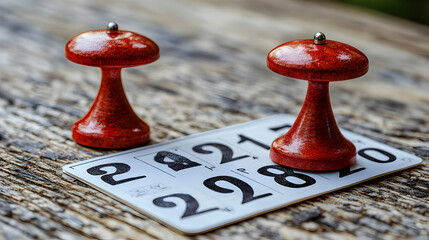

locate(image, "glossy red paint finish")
[[267, 39, 368, 81], [268, 37, 368, 171], [72, 68, 150, 149], [66, 27, 159, 149], [270, 81, 356, 170], [66, 30, 159, 67]]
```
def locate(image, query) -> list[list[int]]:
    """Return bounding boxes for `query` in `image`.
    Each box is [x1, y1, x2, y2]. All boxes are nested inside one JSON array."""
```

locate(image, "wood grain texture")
[[0, 0, 428, 239]]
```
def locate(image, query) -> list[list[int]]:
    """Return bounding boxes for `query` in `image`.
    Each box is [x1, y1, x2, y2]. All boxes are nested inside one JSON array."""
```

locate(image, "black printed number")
[[270, 124, 292, 132], [339, 166, 366, 178], [237, 134, 270, 150], [193, 143, 250, 164], [358, 148, 396, 163], [153, 193, 219, 219], [204, 176, 273, 204], [87, 163, 146, 185], [257, 165, 316, 188], [339, 148, 396, 178], [154, 151, 201, 171]]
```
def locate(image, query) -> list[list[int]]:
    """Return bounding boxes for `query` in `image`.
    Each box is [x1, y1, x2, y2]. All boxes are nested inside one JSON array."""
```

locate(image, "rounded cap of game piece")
[[65, 22, 159, 68], [267, 32, 369, 81]]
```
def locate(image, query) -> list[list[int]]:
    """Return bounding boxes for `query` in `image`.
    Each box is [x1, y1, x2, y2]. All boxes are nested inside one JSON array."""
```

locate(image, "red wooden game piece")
[[267, 32, 369, 171], [65, 22, 159, 149]]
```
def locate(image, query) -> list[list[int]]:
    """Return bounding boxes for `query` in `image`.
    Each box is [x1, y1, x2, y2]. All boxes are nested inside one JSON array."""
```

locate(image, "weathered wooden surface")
[[0, 0, 428, 239]]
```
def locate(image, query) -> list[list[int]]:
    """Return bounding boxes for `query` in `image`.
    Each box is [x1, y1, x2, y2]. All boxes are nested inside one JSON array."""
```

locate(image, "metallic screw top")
[[314, 32, 326, 45], [107, 22, 119, 33]]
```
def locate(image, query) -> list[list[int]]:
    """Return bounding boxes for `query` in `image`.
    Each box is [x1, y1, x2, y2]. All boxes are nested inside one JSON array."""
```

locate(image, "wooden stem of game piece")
[[267, 32, 369, 171], [72, 67, 150, 149], [65, 22, 159, 149], [270, 81, 356, 170]]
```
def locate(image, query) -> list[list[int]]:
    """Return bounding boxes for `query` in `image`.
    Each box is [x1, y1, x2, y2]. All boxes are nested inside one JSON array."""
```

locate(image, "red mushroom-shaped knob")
[[65, 22, 159, 149], [267, 32, 369, 171]]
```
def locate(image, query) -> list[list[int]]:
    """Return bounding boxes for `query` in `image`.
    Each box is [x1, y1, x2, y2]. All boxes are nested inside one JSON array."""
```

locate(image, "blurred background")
[[334, 0, 429, 25]]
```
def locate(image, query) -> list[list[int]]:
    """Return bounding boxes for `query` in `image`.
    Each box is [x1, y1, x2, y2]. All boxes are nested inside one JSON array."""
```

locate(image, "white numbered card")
[[63, 114, 422, 234]]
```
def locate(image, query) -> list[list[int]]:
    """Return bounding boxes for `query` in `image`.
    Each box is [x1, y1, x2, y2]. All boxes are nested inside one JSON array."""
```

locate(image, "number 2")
[[193, 143, 250, 164], [153, 193, 219, 218], [87, 163, 146, 185], [204, 176, 272, 204]]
